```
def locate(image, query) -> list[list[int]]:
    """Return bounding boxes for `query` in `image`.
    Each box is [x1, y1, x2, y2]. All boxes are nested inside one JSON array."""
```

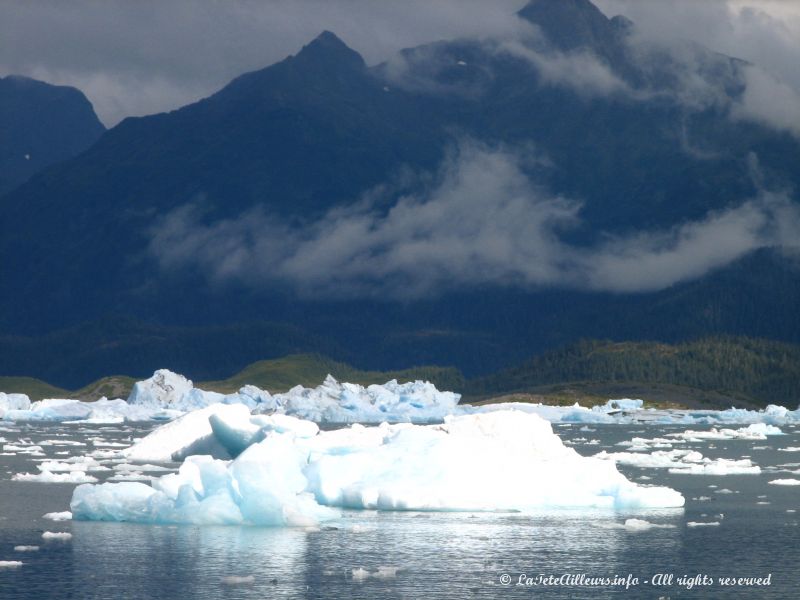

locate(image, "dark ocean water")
[[1, 421, 798, 599]]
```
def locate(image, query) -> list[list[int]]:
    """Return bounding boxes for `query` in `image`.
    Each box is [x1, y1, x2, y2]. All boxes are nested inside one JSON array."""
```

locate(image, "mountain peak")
[[517, 0, 617, 53], [294, 30, 365, 70]]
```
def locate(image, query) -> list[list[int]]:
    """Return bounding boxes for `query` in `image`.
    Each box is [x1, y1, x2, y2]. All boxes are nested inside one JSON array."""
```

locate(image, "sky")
[[1, 0, 798, 127]]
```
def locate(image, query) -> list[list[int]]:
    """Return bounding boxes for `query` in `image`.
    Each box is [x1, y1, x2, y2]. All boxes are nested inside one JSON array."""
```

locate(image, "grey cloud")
[[0, 0, 526, 126], [149, 143, 800, 298], [498, 39, 635, 98], [3, 0, 797, 131], [594, 0, 800, 136]]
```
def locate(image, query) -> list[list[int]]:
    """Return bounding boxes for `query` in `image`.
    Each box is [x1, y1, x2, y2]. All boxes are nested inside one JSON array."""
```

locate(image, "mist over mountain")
[[0, 75, 105, 195], [1, 0, 798, 384]]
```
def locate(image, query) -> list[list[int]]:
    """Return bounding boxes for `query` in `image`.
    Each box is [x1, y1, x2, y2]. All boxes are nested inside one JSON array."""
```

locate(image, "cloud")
[[2, 0, 797, 138], [0, 0, 526, 126], [732, 66, 800, 137], [498, 39, 635, 98], [594, 0, 800, 136], [149, 143, 800, 298]]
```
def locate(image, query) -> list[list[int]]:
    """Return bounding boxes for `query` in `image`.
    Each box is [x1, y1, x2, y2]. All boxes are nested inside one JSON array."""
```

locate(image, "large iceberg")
[[71, 410, 684, 527]]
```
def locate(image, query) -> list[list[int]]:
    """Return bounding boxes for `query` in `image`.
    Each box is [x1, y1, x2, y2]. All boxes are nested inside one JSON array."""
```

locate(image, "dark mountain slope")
[[0, 0, 798, 382], [0, 75, 105, 195]]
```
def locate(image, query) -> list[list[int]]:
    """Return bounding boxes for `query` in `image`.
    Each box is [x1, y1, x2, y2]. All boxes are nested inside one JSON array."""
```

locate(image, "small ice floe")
[[756, 501, 771, 505], [107, 472, 154, 482], [670, 459, 760, 475], [716, 489, 737, 494], [778, 447, 800, 452], [113, 463, 170, 472], [594, 449, 760, 474], [622, 439, 675, 451], [457, 60, 467, 66], [687, 521, 720, 527], [352, 566, 398, 580], [768, 479, 800, 486], [43, 511, 72, 521], [37, 458, 110, 472], [42, 531, 72, 541], [693, 496, 712, 501], [42, 440, 86, 447], [13, 470, 98, 483], [14, 546, 39, 552], [596, 519, 676, 531], [3, 444, 45, 456], [221, 575, 255, 585], [668, 424, 782, 442], [0, 561, 23, 568]]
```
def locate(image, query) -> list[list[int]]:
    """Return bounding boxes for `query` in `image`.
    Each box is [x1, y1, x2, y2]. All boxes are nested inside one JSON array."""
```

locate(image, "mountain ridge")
[[0, 0, 798, 382]]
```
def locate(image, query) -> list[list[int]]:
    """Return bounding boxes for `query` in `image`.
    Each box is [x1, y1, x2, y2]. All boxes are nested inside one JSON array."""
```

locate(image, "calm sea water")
[[1, 421, 798, 599]]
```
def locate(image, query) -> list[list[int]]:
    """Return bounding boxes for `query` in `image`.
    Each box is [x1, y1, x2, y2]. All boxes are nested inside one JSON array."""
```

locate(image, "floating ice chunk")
[[768, 479, 800, 486], [38, 459, 110, 473], [596, 449, 760, 475], [72, 411, 684, 528], [113, 463, 170, 472], [668, 424, 783, 442], [108, 472, 155, 482], [351, 566, 398, 580], [0, 392, 31, 418], [127, 370, 272, 413], [13, 470, 98, 483], [3, 444, 44, 455], [123, 404, 249, 462], [0, 561, 23, 568], [669, 459, 760, 475], [42, 531, 72, 541], [601, 399, 644, 411], [779, 447, 800, 452], [221, 575, 255, 585], [13, 546, 39, 552], [237, 385, 277, 411], [127, 370, 194, 409], [5, 399, 92, 422], [595, 449, 704, 469], [43, 511, 72, 521], [210, 411, 320, 458], [687, 521, 720, 527], [596, 518, 676, 531], [374, 566, 399, 579], [272, 375, 461, 424]]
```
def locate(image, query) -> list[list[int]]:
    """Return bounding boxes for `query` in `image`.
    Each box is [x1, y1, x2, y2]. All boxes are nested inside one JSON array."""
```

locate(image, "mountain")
[[0, 75, 105, 195], [0, 0, 798, 383]]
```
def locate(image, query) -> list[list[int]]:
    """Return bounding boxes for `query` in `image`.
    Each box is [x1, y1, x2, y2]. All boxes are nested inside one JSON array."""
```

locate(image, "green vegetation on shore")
[[470, 337, 800, 407], [2, 337, 799, 409]]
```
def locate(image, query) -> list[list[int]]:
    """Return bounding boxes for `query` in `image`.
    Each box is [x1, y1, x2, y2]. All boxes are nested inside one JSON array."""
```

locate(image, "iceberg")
[[0, 392, 30, 417], [268, 375, 461, 423], [71, 411, 684, 527], [122, 404, 251, 462], [3, 367, 800, 427]]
